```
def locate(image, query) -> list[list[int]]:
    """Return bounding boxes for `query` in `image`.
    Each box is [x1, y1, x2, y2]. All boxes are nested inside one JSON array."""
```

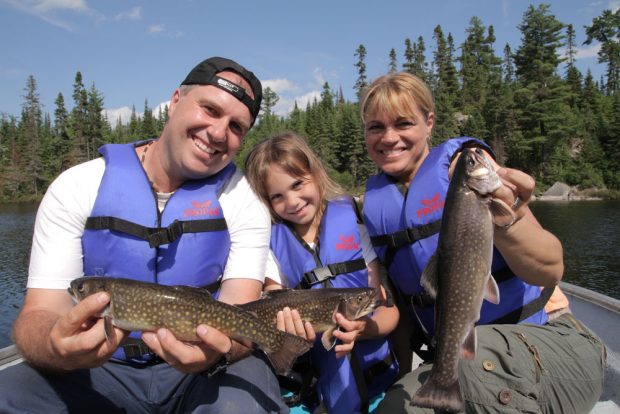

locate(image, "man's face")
[[163, 71, 254, 181]]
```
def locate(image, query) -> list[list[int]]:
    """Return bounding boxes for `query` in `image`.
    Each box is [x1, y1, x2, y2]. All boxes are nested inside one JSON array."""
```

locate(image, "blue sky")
[[0, 0, 617, 124]]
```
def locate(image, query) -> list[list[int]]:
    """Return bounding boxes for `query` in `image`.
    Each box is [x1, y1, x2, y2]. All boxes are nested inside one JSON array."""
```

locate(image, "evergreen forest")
[[1, 4, 619, 201]]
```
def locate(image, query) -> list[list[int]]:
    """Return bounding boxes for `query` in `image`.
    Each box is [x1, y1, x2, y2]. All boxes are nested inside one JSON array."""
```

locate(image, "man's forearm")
[[13, 310, 64, 373]]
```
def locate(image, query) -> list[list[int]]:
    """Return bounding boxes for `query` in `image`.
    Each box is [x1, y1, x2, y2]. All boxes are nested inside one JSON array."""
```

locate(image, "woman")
[[360, 72, 606, 413]]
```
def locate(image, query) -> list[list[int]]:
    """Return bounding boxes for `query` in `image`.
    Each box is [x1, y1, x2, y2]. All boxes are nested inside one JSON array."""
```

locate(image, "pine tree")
[[86, 83, 106, 158], [68, 71, 89, 165], [512, 4, 569, 180], [585, 9, 620, 95], [403, 38, 415, 74], [141, 99, 157, 139], [389, 48, 398, 73], [354, 44, 368, 100], [431, 25, 459, 142], [19, 75, 44, 197]]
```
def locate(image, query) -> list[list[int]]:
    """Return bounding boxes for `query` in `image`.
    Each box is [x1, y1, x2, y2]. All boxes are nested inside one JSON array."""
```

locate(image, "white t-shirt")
[[265, 223, 378, 286], [27, 157, 271, 290]]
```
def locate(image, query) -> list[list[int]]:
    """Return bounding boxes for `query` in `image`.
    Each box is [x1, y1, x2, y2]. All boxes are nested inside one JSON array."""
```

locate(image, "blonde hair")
[[244, 132, 344, 223], [360, 72, 434, 127]]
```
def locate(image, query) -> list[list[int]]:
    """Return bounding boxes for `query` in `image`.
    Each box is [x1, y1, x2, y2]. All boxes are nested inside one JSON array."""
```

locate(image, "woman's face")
[[364, 103, 434, 186]]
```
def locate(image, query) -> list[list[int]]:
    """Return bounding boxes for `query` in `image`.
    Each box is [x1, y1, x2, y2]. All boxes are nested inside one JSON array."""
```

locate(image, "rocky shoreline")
[[535, 182, 606, 201]]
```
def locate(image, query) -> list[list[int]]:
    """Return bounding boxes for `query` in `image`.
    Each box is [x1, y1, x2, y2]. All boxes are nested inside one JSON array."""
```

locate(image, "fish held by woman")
[[410, 147, 514, 412], [68, 276, 313, 375]]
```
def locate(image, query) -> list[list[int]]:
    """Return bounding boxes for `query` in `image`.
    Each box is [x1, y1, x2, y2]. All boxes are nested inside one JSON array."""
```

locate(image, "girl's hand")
[[332, 313, 366, 358], [276, 307, 316, 342]]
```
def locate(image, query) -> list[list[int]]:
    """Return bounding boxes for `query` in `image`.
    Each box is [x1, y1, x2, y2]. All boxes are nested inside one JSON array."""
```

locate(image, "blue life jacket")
[[81, 141, 235, 361], [271, 197, 398, 413], [363, 137, 548, 338]]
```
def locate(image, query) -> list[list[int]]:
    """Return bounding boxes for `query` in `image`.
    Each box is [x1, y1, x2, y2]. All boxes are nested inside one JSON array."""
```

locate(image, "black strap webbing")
[[490, 285, 556, 325], [362, 348, 397, 386], [370, 220, 442, 249], [85, 216, 228, 248], [300, 258, 367, 289], [348, 350, 369, 414]]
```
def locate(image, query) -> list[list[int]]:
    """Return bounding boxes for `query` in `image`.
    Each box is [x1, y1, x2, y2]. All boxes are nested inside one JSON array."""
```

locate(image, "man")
[[0, 57, 289, 413]]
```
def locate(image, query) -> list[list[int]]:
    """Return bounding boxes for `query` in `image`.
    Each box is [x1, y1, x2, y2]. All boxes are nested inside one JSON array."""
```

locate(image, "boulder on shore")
[[539, 182, 572, 200]]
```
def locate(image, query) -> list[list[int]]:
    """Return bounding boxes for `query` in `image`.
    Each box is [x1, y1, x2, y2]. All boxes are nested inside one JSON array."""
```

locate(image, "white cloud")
[[272, 90, 320, 116], [576, 43, 601, 59], [103, 100, 170, 126], [148, 23, 183, 38], [114, 6, 141, 21], [102, 106, 133, 125], [148, 24, 165, 34], [559, 42, 601, 61], [262, 78, 300, 94], [2, 0, 99, 30]]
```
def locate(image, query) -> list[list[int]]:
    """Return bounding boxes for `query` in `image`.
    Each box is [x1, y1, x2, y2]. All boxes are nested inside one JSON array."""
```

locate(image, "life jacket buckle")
[[388, 230, 413, 248], [147, 220, 184, 248]]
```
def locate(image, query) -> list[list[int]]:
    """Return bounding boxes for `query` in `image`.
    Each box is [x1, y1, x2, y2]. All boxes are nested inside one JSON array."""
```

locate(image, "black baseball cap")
[[181, 57, 262, 124]]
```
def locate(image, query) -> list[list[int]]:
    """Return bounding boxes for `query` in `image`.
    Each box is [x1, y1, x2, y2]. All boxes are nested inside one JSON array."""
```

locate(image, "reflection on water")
[[530, 200, 620, 301], [0, 200, 618, 348], [0, 202, 37, 348]]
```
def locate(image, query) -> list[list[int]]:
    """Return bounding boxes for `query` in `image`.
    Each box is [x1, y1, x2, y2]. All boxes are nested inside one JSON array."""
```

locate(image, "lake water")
[[0, 200, 618, 348]]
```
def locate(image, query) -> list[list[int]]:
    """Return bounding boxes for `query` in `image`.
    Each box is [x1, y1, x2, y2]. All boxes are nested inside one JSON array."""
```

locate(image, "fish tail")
[[266, 332, 312, 376], [410, 377, 464, 413]]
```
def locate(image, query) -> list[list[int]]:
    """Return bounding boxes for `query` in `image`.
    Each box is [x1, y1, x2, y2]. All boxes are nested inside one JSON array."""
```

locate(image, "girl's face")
[[266, 165, 321, 240], [364, 105, 434, 186]]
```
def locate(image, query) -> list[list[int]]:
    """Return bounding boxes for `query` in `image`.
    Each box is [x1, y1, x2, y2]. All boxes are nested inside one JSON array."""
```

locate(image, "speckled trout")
[[410, 148, 513, 413], [240, 287, 377, 350], [68, 276, 312, 375]]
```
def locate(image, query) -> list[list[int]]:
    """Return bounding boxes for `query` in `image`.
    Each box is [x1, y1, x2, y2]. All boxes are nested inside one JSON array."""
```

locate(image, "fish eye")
[[357, 295, 364, 302], [77, 283, 84, 292]]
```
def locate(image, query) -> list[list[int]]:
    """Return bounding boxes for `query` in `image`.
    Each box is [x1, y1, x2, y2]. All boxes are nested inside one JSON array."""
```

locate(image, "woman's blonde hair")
[[360, 72, 435, 126], [244, 132, 344, 223]]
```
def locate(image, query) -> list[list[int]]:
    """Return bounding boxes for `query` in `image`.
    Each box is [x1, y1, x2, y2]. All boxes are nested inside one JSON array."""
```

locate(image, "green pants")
[[376, 313, 606, 413]]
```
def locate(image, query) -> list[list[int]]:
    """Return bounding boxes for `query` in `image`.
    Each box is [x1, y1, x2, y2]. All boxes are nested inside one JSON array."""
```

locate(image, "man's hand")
[[141, 325, 234, 374], [46, 292, 127, 370]]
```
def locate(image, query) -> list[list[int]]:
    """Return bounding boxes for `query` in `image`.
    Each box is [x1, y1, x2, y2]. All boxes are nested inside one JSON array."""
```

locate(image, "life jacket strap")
[[490, 284, 555, 325], [404, 292, 435, 308], [370, 220, 442, 249], [362, 348, 398, 386], [85, 216, 228, 248], [300, 258, 367, 289]]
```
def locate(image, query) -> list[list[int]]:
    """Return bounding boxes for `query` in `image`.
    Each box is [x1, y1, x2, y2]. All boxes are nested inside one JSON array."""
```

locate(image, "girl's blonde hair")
[[244, 132, 344, 223], [360, 72, 435, 127]]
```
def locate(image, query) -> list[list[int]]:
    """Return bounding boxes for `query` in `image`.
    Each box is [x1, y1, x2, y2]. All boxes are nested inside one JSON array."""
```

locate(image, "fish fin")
[[484, 276, 500, 304], [461, 326, 477, 360], [266, 332, 312, 375], [321, 327, 338, 350], [420, 252, 439, 298], [489, 197, 515, 227], [411, 376, 464, 413], [260, 288, 295, 300], [104, 316, 115, 343]]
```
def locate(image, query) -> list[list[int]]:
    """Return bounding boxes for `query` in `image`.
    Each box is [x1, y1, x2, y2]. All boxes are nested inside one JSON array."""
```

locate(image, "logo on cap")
[[217, 78, 241, 95]]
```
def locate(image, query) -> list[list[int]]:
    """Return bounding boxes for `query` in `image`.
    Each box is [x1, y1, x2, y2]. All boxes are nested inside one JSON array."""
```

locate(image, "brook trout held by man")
[[410, 148, 514, 412], [239, 287, 377, 350], [68, 276, 312, 375]]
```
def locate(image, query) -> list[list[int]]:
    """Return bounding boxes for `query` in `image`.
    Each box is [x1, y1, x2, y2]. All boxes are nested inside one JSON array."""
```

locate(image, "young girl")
[[245, 133, 400, 413]]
